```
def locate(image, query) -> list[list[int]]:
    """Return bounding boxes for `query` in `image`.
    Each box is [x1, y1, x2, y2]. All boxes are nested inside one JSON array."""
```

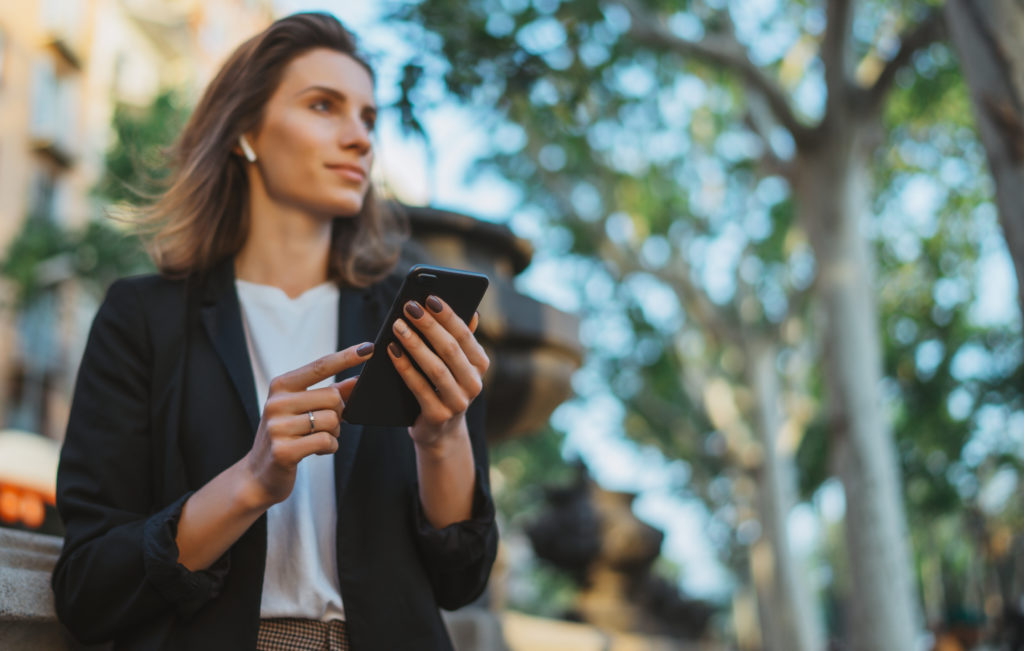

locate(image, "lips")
[[326, 163, 366, 183]]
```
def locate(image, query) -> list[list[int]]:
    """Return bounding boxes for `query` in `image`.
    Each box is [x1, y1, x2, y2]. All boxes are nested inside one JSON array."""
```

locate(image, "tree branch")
[[578, 214, 745, 346], [619, 0, 815, 148], [663, 256, 745, 346], [821, 0, 856, 118], [744, 94, 796, 181], [541, 166, 746, 346], [865, 9, 946, 109]]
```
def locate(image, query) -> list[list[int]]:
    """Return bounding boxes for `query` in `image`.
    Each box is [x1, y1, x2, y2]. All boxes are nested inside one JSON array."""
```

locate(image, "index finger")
[[273, 342, 373, 392]]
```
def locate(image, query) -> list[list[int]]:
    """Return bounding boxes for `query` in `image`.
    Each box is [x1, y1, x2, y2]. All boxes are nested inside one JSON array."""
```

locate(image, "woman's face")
[[248, 47, 376, 218]]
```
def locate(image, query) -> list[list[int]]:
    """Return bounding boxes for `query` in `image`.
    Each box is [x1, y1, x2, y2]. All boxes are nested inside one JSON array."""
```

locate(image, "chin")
[[313, 194, 365, 218], [333, 200, 366, 217]]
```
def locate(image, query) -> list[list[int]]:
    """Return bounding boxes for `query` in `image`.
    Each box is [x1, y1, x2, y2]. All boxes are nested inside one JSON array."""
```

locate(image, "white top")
[[235, 278, 345, 622]]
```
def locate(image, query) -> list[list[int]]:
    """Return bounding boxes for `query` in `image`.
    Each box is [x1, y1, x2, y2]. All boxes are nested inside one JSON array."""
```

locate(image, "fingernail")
[[405, 301, 424, 319], [356, 342, 374, 357], [394, 319, 408, 335], [388, 342, 403, 357], [426, 295, 443, 313]]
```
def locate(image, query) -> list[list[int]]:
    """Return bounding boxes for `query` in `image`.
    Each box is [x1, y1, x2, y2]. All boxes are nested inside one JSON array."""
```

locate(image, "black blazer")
[[52, 257, 498, 650]]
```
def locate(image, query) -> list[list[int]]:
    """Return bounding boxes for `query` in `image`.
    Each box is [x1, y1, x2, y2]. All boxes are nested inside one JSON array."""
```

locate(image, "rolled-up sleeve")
[[410, 391, 499, 610], [142, 492, 231, 612], [51, 278, 227, 644]]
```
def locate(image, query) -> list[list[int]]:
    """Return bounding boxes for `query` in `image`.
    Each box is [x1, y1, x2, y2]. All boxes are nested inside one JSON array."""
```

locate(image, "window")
[[29, 57, 79, 162], [29, 168, 58, 221]]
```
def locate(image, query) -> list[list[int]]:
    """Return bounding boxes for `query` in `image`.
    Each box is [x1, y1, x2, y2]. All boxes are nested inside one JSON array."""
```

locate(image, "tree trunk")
[[746, 340, 825, 651], [798, 126, 919, 651], [945, 0, 1024, 325]]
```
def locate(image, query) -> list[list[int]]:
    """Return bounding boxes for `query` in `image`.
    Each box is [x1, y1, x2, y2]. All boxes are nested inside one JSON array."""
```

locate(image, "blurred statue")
[[527, 461, 715, 640]]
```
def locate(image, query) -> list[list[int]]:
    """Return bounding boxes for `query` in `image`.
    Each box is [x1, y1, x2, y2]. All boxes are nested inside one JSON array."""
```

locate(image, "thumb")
[[334, 376, 359, 402]]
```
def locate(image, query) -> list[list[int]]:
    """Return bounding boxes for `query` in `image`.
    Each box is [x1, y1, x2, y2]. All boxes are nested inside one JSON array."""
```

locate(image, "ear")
[[238, 135, 257, 163]]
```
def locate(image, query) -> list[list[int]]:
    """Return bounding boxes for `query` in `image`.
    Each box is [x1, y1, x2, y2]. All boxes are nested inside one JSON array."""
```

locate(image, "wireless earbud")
[[238, 135, 257, 163]]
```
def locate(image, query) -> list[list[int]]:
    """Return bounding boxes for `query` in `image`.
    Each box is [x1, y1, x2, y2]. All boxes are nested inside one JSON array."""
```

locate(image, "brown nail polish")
[[426, 295, 443, 313], [405, 301, 424, 319], [356, 342, 374, 357], [388, 342, 403, 358]]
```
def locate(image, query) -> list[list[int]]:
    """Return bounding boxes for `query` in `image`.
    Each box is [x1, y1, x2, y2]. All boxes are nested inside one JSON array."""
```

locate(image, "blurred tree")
[[96, 91, 188, 205], [0, 215, 151, 310], [392, 1, 958, 649], [0, 216, 72, 309], [945, 0, 1024, 329], [865, 24, 1024, 642]]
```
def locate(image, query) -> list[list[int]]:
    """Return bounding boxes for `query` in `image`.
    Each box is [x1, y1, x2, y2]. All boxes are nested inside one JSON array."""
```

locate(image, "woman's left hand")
[[387, 295, 489, 448]]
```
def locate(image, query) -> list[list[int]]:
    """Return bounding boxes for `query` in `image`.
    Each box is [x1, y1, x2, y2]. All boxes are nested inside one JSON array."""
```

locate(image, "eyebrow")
[[295, 85, 377, 113]]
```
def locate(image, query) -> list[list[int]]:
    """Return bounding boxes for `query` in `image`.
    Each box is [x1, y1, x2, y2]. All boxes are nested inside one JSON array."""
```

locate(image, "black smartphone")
[[342, 264, 490, 426]]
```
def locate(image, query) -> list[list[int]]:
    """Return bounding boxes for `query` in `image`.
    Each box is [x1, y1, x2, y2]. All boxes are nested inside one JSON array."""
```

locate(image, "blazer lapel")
[[333, 284, 382, 503], [198, 257, 261, 436]]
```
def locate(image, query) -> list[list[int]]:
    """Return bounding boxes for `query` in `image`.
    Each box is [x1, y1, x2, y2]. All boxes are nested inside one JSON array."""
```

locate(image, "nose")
[[340, 110, 372, 156]]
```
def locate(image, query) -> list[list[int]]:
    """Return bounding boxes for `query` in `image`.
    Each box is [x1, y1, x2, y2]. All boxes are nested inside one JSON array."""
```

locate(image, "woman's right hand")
[[242, 341, 373, 507]]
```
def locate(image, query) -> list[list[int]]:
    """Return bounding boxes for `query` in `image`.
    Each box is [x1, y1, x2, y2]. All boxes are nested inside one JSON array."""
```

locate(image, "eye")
[[310, 98, 332, 113], [363, 115, 377, 132]]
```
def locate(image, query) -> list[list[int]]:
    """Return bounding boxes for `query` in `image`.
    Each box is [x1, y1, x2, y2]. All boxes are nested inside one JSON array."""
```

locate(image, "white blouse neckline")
[[235, 278, 337, 305]]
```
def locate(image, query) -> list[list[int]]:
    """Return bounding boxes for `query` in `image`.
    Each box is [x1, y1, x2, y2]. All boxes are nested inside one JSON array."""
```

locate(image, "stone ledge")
[[0, 527, 91, 650], [0, 528, 62, 621]]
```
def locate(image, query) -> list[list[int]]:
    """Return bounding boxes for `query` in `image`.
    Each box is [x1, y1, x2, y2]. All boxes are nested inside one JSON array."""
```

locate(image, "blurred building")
[[0, 0, 273, 443]]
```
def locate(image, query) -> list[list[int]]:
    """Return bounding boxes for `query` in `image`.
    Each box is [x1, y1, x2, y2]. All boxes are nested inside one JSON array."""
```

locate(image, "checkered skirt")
[[256, 618, 349, 650]]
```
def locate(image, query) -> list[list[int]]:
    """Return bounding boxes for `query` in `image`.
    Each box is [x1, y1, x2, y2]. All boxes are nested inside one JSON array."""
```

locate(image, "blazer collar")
[[197, 255, 385, 502], [198, 256, 261, 434]]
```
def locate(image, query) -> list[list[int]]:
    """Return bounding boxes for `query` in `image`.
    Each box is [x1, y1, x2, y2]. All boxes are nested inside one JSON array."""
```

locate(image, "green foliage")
[[0, 216, 152, 309], [491, 426, 576, 522], [490, 426, 585, 615], [0, 217, 71, 307], [795, 418, 829, 499], [883, 43, 970, 133], [96, 91, 188, 204], [511, 560, 579, 618]]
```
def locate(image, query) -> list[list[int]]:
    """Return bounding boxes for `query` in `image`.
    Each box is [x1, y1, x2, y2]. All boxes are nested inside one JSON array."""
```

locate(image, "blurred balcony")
[[39, 0, 86, 70], [28, 58, 79, 168]]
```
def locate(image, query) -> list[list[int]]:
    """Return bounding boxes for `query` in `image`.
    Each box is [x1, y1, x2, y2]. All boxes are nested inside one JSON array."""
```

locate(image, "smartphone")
[[342, 264, 490, 426]]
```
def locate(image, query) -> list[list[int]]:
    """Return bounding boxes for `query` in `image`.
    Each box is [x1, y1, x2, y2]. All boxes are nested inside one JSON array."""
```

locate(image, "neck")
[[234, 175, 333, 299]]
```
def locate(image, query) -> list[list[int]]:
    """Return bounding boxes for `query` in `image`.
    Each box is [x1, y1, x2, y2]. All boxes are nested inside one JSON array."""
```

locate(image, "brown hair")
[[135, 12, 406, 286]]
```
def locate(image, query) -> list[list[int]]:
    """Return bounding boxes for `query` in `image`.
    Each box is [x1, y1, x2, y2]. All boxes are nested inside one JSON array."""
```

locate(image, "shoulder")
[[92, 273, 190, 350], [107, 272, 186, 295], [102, 273, 188, 313]]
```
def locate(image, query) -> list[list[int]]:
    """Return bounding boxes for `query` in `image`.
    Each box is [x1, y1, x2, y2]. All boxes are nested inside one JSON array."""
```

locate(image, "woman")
[[52, 13, 498, 650]]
